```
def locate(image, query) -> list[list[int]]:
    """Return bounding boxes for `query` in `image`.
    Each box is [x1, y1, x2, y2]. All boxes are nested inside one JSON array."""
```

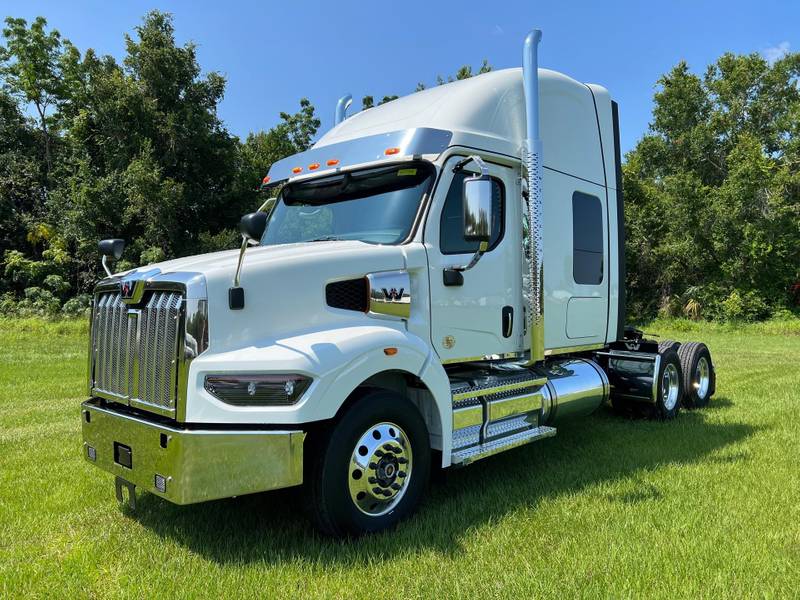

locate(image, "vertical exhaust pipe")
[[523, 29, 545, 365], [334, 94, 352, 126]]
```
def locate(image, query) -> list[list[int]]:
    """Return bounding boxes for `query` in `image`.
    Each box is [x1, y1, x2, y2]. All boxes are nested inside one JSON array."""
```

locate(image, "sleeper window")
[[440, 172, 504, 254], [572, 191, 604, 285]]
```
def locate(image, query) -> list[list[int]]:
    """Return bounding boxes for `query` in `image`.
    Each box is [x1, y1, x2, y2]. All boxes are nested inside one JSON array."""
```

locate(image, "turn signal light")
[[385, 147, 400, 155], [384, 347, 398, 356], [327, 159, 340, 166]]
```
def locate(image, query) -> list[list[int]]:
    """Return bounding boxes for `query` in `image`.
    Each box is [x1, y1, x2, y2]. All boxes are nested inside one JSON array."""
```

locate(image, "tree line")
[[1, 11, 798, 321]]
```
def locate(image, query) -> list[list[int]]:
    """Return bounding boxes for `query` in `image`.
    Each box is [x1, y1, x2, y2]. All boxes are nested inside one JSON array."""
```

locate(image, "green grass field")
[[1, 317, 798, 598]]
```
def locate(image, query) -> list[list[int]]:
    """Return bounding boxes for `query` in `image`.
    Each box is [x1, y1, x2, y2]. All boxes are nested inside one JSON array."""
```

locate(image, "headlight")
[[203, 374, 311, 406]]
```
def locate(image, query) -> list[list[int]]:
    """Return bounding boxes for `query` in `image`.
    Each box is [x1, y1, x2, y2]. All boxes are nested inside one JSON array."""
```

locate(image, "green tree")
[[0, 16, 77, 173], [624, 51, 800, 321]]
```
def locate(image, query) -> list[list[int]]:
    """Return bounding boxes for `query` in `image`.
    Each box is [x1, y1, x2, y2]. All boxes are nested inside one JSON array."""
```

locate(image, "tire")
[[658, 339, 680, 354], [649, 346, 684, 420], [678, 342, 715, 408], [306, 389, 431, 537]]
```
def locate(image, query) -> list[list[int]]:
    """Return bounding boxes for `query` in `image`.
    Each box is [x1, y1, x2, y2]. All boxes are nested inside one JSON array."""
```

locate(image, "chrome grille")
[[91, 289, 183, 414]]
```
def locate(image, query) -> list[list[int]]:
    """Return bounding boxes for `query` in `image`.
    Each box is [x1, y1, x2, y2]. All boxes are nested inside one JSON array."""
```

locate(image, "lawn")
[[1, 317, 798, 598]]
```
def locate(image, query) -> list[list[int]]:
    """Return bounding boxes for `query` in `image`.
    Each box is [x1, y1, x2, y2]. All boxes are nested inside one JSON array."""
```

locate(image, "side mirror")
[[239, 212, 268, 242], [98, 238, 125, 260], [462, 175, 493, 243]]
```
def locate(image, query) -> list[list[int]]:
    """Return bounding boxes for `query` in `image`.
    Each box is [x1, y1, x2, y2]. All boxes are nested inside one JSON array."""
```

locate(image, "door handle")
[[502, 306, 513, 338]]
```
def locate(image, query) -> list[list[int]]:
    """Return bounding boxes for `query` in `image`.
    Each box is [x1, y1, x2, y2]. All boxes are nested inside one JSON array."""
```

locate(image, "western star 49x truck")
[[82, 30, 716, 536]]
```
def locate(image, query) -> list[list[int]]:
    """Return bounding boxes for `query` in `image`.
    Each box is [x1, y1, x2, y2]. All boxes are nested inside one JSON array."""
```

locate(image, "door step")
[[451, 425, 556, 466]]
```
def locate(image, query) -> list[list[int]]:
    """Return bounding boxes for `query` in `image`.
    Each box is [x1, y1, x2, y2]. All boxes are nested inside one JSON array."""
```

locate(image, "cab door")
[[425, 155, 524, 362]]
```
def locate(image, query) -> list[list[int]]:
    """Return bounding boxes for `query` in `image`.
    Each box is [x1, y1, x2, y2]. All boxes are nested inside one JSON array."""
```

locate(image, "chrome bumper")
[[81, 400, 305, 504]]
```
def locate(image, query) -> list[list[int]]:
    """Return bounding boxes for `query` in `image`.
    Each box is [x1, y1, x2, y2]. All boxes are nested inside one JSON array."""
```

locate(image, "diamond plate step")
[[451, 425, 556, 466]]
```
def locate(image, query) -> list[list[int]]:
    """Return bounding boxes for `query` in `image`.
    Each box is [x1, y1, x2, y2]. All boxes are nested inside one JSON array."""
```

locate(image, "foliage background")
[[1, 11, 798, 321]]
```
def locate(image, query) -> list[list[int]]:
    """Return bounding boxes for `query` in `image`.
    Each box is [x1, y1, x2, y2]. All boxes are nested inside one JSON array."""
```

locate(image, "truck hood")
[[117, 241, 413, 353]]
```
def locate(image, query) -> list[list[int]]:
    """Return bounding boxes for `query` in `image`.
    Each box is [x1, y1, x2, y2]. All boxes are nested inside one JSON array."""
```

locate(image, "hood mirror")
[[239, 212, 269, 243], [98, 238, 125, 278]]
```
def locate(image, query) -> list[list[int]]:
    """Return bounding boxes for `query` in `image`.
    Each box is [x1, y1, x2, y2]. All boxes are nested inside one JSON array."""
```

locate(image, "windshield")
[[261, 162, 434, 246]]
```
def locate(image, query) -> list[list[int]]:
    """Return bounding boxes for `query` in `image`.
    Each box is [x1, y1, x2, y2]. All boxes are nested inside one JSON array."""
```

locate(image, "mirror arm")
[[452, 155, 489, 176], [232, 236, 248, 288], [101, 255, 113, 278], [452, 240, 489, 272]]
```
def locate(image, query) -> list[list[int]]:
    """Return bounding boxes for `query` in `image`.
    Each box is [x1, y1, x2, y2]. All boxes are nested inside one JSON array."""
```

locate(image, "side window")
[[440, 171, 504, 254], [572, 191, 604, 284]]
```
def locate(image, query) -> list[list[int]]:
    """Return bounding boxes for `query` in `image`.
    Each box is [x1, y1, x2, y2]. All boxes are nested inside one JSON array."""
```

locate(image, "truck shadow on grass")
[[130, 396, 754, 564]]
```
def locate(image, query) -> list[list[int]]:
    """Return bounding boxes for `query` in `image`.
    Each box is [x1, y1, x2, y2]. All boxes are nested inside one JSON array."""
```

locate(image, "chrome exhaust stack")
[[523, 29, 545, 365], [334, 94, 352, 126]]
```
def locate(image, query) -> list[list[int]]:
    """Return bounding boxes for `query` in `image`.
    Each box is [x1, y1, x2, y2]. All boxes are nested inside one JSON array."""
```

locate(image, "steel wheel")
[[348, 422, 413, 517], [661, 362, 680, 411]]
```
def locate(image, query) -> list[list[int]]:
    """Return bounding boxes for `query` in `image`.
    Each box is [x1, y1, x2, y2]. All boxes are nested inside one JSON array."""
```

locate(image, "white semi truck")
[[82, 30, 716, 536]]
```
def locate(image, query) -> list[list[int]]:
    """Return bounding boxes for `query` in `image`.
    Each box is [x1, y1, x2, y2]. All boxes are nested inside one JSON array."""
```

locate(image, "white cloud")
[[763, 41, 790, 64]]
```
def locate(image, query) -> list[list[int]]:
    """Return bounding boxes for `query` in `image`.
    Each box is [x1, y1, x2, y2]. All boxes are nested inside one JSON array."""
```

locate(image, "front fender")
[[185, 326, 450, 438]]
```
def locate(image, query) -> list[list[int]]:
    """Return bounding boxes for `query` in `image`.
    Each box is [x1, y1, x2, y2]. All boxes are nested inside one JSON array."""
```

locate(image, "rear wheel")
[[306, 390, 430, 537], [650, 346, 684, 420], [678, 342, 715, 408]]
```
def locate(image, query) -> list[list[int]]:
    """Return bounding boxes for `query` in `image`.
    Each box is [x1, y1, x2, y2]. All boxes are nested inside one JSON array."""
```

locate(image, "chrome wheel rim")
[[661, 363, 680, 411], [348, 422, 412, 517], [694, 356, 710, 399]]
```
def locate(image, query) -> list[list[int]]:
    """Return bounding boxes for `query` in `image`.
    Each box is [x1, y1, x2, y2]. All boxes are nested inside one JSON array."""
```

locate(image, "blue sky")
[[3, 0, 797, 154]]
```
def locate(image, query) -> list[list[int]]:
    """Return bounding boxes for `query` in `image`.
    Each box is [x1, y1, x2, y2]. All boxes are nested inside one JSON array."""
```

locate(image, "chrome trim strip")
[[442, 351, 526, 365], [545, 343, 605, 356]]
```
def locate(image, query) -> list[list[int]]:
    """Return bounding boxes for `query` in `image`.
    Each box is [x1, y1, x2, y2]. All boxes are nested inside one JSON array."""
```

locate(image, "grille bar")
[[91, 289, 183, 414]]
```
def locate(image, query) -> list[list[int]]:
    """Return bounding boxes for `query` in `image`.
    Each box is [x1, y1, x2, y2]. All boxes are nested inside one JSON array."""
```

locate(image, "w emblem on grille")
[[382, 287, 405, 301], [120, 281, 133, 298]]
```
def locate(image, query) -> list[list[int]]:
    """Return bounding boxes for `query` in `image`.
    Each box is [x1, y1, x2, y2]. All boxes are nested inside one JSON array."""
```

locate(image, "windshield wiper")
[[305, 236, 343, 242]]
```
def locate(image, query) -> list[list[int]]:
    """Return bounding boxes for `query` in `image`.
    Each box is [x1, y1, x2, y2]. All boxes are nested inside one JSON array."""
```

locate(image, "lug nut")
[[374, 450, 384, 457], [368, 477, 377, 484], [398, 471, 406, 478], [391, 483, 401, 490], [397, 457, 408, 464], [368, 462, 378, 469], [372, 487, 382, 494]]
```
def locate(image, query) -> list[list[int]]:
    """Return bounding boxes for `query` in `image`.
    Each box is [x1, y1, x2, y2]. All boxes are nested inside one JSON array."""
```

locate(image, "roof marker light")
[[292, 167, 302, 174], [309, 163, 320, 170], [261, 176, 271, 184], [385, 147, 400, 155], [327, 159, 340, 166]]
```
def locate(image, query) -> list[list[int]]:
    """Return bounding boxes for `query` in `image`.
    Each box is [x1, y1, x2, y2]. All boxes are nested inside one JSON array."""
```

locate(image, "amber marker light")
[[383, 347, 398, 356], [326, 159, 340, 166], [261, 176, 270, 184], [309, 163, 320, 170], [292, 167, 302, 174], [385, 147, 400, 155]]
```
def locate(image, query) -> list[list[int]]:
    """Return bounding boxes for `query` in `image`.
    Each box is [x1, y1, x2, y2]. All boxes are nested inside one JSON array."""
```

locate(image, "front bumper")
[[81, 400, 305, 504]]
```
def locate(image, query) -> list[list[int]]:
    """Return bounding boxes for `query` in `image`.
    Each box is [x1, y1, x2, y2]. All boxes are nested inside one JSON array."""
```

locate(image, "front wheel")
[[306, 390, 430, 537]]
